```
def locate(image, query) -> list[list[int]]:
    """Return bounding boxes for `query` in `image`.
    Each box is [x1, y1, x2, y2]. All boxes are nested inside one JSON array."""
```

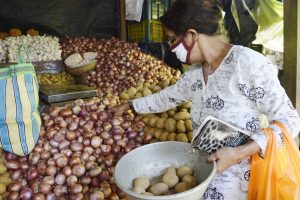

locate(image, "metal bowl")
[[114, 141, 216, 200]]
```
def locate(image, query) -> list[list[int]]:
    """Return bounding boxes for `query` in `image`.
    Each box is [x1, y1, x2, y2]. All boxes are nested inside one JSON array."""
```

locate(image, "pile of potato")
[[132, 165, 197, 196], [37, 72, 75, 86], [120, 78, 178, 100], [142, 101, 193, 143], [120, 77, 193, 144], [0, 149, 11, 200]]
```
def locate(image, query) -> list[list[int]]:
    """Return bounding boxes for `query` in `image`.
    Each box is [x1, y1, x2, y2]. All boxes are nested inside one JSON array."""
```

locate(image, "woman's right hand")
[[112, 102, 131, 116]]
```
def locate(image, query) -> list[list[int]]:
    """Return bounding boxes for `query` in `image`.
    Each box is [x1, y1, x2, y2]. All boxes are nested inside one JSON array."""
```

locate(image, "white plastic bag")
[[125, 0, 144, 22]]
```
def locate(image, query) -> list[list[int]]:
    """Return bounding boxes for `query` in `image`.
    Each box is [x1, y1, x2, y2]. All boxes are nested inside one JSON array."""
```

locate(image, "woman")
[[115, 0, 300, 199]]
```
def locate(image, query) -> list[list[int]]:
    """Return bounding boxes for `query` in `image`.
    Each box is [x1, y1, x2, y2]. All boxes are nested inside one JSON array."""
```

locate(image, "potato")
[[142, 192, 154, 196], [0, 177, 12, 186], [158, 79, 170, 88], [177, 120, 186, 132], [135, 92, 143, 99], [142, 115, 151, 125], [0, 183, 6, 195], [160, 112, 169, 118], [159, 131, 169, 141], [143, 82, 151, 88], [167, 109, 177, 117], [152, 85, 162, 93], [127, 87, 137, 98], [182, 175, 197, 187], [177, 166, 193, 178], [165, 118, 177, 132], [175, 182, 192, 193], [149, 116, 160, 127], [174, 112, 190, 120], [185, 120, 193, 131], [156, 118, 167, 129], [120, 92, 130, 100], [167, 133, 177, 141], [142, 88, 152, 97], [146, 127, 157, 136], [154, 129, 164, 139], [162, 167, 179, 188], [133, 186, 145, 194], [180, 101, 192, 109], [188, 132, 193, 142], [133, 177, 151, 189], [0, 164, 7, 175], [149, 183, 169, 195], [136, 84, 144, 91], [176, 133, 189, 143]]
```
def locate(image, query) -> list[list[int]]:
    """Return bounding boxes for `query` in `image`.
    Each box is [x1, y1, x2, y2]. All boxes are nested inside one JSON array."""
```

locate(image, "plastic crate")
[[127, 21, 147, 43], [127, 20, 164, 43]]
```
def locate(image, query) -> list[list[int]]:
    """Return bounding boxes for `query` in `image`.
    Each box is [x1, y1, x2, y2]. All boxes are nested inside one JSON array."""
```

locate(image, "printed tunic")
[[132, 45, 300, 199]]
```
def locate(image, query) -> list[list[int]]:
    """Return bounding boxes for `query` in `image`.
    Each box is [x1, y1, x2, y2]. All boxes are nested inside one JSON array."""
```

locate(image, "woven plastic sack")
[[248, 121, 300, 200], [0, 45, 41, 156]]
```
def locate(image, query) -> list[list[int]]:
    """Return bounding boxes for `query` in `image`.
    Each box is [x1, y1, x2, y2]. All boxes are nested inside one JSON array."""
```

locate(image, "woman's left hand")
[[207, 147, 241, 173], [207, 140, 261, 173]]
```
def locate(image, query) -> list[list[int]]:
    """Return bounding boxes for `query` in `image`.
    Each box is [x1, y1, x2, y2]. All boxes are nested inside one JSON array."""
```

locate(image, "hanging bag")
[[0, 45, 41, 156], [248, 121, 300, 200]]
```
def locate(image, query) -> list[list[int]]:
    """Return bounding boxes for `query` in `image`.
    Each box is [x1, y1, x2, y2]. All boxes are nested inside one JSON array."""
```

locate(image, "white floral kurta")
[[132, 45, 300, 199]]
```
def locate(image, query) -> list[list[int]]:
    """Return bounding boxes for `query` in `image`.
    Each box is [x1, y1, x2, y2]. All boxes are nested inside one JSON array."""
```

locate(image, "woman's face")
[[164, 27, 202, 64]]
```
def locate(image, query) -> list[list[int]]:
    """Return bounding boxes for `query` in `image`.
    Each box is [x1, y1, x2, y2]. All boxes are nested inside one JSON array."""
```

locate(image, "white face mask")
[[171, 43, 188, 63], [170, 37, 195, 64]]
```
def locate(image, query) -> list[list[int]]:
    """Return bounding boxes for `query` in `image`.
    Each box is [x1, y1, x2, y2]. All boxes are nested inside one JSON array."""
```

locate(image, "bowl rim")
[[113, 141, 217, 199]]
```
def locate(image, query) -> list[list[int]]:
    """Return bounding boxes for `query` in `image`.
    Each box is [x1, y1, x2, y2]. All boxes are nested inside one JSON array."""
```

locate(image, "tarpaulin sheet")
[[0, 0, 120, 38]]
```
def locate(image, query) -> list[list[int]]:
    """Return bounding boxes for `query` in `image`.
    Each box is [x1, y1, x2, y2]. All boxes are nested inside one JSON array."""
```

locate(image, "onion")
[[46, 166, 57, 176], [98, 111, 110, 121], [67, 175, 78, 186], [56, 156, 68, 168], [89, 166, 102, 177], [90, 191, 105, 200], [54, 185, 67, 197], [6, 160, 19, 170], [80, 176, 91, 185], [55, 174, 66, 185], [33, 193, 46, 200], [9, 192, 19, 200], [72, 164, 86, 177], [46, 193, 55, 200], [72, 105, 82, 115], [62, 166, 72, 176], [102, 122, 112, 132], [100, 145, 111, 155], [11, 169, 23, 180], [91, 136, 102, 148], [27, 167, 40, 181], [100, 131, 110, 139], [70, 184, 83, 194], [43, 176, 55, 185], [59, 108, 72, 117], [39, 182, 52, 194], [9, 180, 23, 192], [111, 126, 124, 136], [71, 142, 83, 152]]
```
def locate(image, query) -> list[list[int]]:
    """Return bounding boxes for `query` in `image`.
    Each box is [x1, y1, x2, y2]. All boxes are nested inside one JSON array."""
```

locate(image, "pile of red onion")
[[61, 37, 180, 97], [5, 97, 152, 200]]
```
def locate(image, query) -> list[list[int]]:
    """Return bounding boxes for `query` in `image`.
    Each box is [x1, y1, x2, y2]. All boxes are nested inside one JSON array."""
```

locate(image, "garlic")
[[3, 35, 62, 62]]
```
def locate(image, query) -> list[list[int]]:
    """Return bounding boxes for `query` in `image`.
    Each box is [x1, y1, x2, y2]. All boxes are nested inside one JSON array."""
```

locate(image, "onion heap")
[[61, 37, 181, 97], [5, 97, 151, 200]]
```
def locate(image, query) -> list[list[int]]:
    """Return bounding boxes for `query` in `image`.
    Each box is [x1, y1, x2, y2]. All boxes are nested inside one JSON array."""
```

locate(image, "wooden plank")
[[284, 0, 298, 107], [120, 0, 127, 41]]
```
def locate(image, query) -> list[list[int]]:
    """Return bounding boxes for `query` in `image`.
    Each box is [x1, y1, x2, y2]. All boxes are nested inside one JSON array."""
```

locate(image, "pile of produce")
[[0, 149, 11, 200], [5, 97, 152, 200], [0, 35, 61, 62], [37, 72, 75, 86], [0, 28, 39, 39], [141, 101, 193, 143], [62, 37, 181, 97], [119, 78, 177, 100], [119, 75, 193, 144], [132, 165, 197, 196]]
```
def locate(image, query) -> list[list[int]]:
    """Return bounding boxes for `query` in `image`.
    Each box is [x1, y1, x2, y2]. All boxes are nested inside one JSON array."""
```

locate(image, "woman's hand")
[[112, 103, 130, 116], [207, 140, 261, 173], [207, 147, 241, 173]]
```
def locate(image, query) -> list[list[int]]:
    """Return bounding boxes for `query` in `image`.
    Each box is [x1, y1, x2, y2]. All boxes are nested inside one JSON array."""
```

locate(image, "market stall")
[[1, 0, 296, 200]]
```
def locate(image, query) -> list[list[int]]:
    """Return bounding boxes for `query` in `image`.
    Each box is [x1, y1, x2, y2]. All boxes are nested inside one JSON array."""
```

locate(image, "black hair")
[[160, 0, 222, 36]]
